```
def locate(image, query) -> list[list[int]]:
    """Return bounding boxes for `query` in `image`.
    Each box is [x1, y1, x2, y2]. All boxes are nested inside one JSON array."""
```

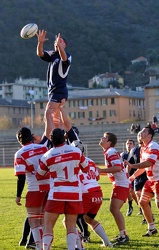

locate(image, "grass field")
[[0, 168, 159, 250]]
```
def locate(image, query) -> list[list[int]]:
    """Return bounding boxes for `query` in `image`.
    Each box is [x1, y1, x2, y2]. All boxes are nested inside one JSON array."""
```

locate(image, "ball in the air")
[[20, 23, 38, 39]]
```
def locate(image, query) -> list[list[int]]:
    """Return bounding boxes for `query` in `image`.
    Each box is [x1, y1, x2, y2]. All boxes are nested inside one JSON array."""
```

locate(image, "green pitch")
[[0, 168, 158, 250]]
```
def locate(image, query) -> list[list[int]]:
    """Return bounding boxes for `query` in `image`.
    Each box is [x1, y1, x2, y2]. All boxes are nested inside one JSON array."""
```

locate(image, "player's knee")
[[139, 195, 151, 207]]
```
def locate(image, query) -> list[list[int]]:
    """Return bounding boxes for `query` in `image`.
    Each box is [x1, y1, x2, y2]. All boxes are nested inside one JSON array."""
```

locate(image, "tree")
[[0, 116, 14, 129]]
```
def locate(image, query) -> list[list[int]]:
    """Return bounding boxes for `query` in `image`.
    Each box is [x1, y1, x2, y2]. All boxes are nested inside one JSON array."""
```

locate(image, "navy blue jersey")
[[121, 151, 136, 176], [67, 127, 79, 144], [133, 146, 148, 191], [41, 50, 71, 100], [39, 135, 52, 149]]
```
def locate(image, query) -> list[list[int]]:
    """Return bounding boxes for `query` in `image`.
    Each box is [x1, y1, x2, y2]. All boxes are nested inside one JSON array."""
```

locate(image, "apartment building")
[[0, 99, 31, 126], [35, 87, 145, 126], [0, 77, 47, 101], [88, 72, 124, 88], [144, 76, 159, 122]]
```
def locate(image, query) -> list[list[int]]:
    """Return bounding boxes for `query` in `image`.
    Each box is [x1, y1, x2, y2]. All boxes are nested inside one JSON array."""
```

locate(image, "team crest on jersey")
[[55, 156, 62, 162], [29, 150, 34, 156]]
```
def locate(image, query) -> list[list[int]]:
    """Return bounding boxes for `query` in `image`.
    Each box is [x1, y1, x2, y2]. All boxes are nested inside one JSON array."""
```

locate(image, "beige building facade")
[[35, 88, 145, 126], [144, 76, 159, 123], [0, 99, 31, 126]]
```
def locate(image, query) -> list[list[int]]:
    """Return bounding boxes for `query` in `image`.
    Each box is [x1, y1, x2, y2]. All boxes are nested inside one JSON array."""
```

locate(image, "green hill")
[[1, 0, 159, 87]]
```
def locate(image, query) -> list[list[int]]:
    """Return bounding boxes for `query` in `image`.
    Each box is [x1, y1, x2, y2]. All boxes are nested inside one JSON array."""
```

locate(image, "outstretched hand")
[[36, 30, 48, 44]]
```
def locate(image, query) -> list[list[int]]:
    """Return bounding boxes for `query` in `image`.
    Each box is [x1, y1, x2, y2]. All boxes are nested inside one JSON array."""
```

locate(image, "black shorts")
[[134, 174, 147, 192], [49, 90, 68, 103]]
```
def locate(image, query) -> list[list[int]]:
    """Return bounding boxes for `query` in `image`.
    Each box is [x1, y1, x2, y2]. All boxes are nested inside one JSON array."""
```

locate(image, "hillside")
[[1, 0, 159, 87]]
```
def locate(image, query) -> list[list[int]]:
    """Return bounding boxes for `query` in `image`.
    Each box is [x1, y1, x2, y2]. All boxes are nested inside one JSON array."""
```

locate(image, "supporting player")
[[36, 128, 89, 250], [14, 127, 50, 250]]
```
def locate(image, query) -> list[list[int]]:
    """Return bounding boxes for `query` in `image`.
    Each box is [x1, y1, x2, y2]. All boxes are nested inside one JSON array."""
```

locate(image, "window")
[[69, 112, 76, 119], [110, 110, 116, 117], [78, 112, 85, 118], [138, 99, 142, 108], [13, 118, 17, 125], [89, 111, 93, 118], [18, 118, 22, 125], [40, 103, 43, 109], [96, 110, 99, 117], [103, 110, 106, 118], [88, 99, 93, 106], [111, 98, 115, 104], [78, 100, 84, 107], [132, 99, 136, 105], [133, 110, 136, 117], [96, 99, 98, 105], [101, 98, 107, 105], [69, 100, 76, 107]]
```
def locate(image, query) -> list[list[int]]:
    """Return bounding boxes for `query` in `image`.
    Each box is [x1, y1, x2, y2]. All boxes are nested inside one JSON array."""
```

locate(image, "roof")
[[131, 56, 147, 62], [36, 88, 144, 103], [0, 99, 30, 107], [144, 79, 159, 88]]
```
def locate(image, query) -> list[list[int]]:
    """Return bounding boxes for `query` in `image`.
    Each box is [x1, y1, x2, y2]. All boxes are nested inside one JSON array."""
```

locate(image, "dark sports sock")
[[76, 214, 89, 236], [28, 232, 34, 244], [21, 217, 30, 241], [128, 200, 133, 208]]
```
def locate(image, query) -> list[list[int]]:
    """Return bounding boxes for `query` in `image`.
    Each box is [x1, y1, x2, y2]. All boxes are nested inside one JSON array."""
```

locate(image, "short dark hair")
[[104, 132, 117, 147], [50, 128, 65, 146], [16, 127, 32, 145], [145, 126, 154, 139], [126, 139, 135, 145]]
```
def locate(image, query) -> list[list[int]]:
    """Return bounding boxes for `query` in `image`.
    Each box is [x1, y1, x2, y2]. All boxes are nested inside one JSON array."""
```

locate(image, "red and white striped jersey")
[[79, 157, 101, 193], [36, 143, 89, 201], [140, 140, 159, 181], [104, 147, 130, 188], [14, 143, 50, 191]]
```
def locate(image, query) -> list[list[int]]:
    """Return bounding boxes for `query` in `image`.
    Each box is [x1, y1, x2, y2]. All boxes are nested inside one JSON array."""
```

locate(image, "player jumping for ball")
[[36, 30, 72, 137]]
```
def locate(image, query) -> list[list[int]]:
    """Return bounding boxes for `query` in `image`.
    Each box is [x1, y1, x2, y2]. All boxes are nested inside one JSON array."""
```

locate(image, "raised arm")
[[55, 33, 67, 61], [36, 30, 48, 57]]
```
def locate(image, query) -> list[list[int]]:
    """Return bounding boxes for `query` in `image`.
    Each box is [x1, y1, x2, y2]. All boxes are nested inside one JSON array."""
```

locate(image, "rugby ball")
[[20, 23, 38, 39]]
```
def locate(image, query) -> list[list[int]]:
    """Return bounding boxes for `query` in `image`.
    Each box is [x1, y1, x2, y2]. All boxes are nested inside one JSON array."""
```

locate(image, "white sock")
[[76, 228, 84, 249], [148, 222, 155, 230], [119, 230, 127, 238], [31, 226, 42, 249], [67, 232, 77, 250], [43, 233, 53, 250], [93, 223, 111, 246]]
